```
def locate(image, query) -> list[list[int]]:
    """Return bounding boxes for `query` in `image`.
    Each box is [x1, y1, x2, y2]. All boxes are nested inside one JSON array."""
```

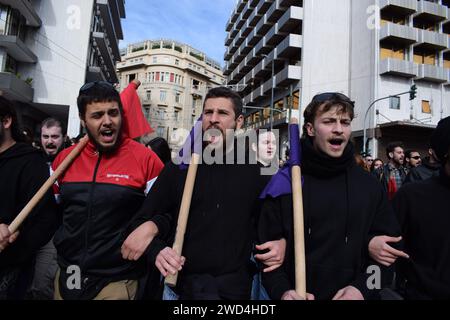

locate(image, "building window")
[[170, 73, 175, 83], [146, 90, 151, 101], [422, 100, 431, 114], [161, 72, 165, 82], [175, 93, 180, 103], [153, 56, 157, 63], [165, 72, 169, 82], [389, 96, 400, 110], [128, 74, 136, 83], [160, 90, 167, 101], [174, 110, 179, 121], [143, 106, 150, 119], [175, 59, 180, 66], [155, 72, 160, 81], [157, 126, 165, 138]]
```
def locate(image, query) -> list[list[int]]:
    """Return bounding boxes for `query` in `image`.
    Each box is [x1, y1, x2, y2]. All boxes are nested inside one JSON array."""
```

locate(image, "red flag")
[[120, 81, 154, 139]]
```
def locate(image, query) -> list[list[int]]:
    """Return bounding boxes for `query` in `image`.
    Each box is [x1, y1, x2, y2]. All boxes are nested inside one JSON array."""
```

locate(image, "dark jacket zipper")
[[80, 152, 102, 274]]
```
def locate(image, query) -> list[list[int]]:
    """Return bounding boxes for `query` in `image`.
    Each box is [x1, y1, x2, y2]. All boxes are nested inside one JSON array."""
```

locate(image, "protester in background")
[[146, 137, 171, 164], [405, 150, 422, 169], [404, 147, 441, 184], [370, 158, 384, 172], [0, 97, 59, 300], [375, 142, 408, 200], [393, 116, 450, 299]]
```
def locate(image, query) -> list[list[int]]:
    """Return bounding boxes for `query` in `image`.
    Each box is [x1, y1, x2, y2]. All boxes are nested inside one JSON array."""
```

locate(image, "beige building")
[[117, 39, 225, 148]]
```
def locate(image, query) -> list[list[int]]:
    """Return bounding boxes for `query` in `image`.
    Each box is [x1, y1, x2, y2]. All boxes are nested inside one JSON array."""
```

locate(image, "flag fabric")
[[176, 116, 203, 170], [120, 81, 154, 139], [260, 123, 302, 199]]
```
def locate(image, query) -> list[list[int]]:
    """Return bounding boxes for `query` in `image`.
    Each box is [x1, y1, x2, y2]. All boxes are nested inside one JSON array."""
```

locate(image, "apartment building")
[[224, 0, 450, 159], [0, 0, 125, 138], [117, 39, 225, 148]]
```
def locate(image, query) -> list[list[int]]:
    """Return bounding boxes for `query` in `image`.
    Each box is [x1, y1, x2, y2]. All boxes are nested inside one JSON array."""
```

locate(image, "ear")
[[2, 116, 12, 130], [235, 114, 244, 130], [389, 152, 394, 159], [305, 122, 315, 137], [251, 142, 257, 153]]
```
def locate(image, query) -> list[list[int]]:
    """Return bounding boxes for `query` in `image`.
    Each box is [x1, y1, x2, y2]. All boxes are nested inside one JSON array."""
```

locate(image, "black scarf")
[[301, 137, 355, 178]]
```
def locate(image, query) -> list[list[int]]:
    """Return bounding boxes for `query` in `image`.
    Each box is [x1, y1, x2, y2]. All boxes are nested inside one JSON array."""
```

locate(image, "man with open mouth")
[[51, 81, 164, 300], [258, 92, 401, 300]]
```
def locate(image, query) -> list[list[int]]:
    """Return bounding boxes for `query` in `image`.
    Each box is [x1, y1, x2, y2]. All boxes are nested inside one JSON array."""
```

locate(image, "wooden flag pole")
[[290, 118, 307, 299], [165, 152, 200, 287], [8, 136, 89, 234]]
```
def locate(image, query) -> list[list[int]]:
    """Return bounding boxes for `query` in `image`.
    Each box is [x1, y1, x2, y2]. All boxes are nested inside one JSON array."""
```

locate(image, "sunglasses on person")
[[312, 92, 355, 106], [79, 81, 114, 94], [410, 156, 421, 160]]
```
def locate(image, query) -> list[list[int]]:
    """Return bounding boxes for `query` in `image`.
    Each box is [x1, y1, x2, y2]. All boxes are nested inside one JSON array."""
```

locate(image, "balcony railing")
[[379, 22, 418, 44], [379, 58, 417, 78]]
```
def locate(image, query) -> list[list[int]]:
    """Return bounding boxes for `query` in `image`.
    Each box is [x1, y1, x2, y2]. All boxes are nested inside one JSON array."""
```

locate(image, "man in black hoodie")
[[393, 116, 450, 299], [0, 97, 59, 299], [258, 92, 400, 300]]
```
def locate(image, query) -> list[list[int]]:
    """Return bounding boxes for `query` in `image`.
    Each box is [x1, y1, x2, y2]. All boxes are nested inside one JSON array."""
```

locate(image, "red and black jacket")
[[52, 138, 163, 281]]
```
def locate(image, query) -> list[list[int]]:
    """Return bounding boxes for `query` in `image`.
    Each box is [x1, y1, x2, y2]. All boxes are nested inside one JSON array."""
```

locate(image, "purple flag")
[[260, 123, 302, 199], [176, 116, 203, 170]]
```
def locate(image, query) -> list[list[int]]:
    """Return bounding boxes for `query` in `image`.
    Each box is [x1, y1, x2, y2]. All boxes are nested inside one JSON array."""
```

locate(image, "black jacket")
[[52, 139, 163, 299], [392, 170, 450, 299], [0, 143, 59, 269], [259, 140, 400, 300], [133, 152, 270, 299], [404, 157, 441, 185]]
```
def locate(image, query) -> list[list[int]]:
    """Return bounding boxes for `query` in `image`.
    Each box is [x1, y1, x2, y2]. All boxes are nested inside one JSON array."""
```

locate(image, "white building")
[[0, 0, 125, 138], [224, 0, 450, 159], [117, 39, 225, 149]]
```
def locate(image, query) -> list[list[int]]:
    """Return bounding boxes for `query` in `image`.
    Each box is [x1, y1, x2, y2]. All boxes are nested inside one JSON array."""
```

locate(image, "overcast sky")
[[121, 0, 237, 66]]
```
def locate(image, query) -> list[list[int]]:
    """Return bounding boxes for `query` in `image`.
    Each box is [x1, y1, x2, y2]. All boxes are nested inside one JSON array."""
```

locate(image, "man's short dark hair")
[[303, 92, 355, 135], [0, 96, 23, 142], [203, 87, 243, 119], [404, 149, 418, 160], [386, 141, 404, 159], [77, 82, 123, 117], [41, 117, 67, 136]]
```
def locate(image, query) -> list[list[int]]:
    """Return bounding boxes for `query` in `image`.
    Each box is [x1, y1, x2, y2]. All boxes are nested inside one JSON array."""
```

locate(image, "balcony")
[[278, 6, 303, 33], [0, 35, 37, 63], [255, 14, 273, 37], [379, 22, 418, 45], [416, 0, 447, 22], [92, 32, 118, 83], [277, 34, 302, 59], [275, 65, 301, 87], [254, 36, 273, 56], [379, 0, 417, 15], [86, 66, 106, 82], [0, 72, 34, 102], [1, 0, 42, 27], [266, 23, 287, 46], [417, 29, 448, 50], [267, 0, 285, 23], [257, 0, 275, 15], [116, 58, 146, 71], [417, 64, 447, 83], [97, 0, 121, 60], [379, 58, 417, 77], [106, 0, 124, 39], [248, 6, 262, 27]]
